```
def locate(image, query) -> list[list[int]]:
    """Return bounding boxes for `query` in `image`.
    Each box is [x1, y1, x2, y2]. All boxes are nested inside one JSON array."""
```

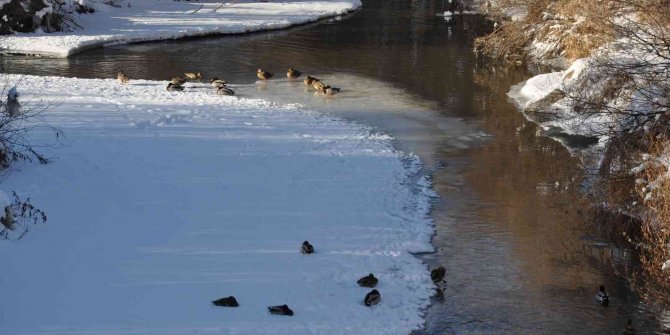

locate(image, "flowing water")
[[3, 0, 668, 333]]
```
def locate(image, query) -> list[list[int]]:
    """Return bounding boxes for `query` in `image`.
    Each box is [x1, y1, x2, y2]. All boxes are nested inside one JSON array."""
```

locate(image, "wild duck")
[[166, 83, 184, 92], [301, 241, 314, 254], [210, 77, 227, 88], [304, 75, 319, 86], [312, 80, 326, 91], [117, 71, 129, 84], [596, 285, 609, 306], [257, 68, 274, 80], [622, 319, 636, 335], [431, 266, 446, 284], [184, 72, 202, 80], [212, 296, 239, 307], [287, 68, 302, 79], [357, 274, 378, 288], [364, 289, 381, 306], [216, 86, 235, 96], [268, 304, 294, 316], [323, 85, 341, 96], [171, 77, 187, 85]]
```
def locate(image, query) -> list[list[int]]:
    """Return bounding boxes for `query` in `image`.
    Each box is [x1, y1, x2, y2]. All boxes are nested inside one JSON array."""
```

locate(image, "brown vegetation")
[[476, 0, 615, 64]]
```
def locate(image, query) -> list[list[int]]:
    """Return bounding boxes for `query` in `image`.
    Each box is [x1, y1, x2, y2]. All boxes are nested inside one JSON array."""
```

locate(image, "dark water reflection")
[[3, 0, 667, 333]]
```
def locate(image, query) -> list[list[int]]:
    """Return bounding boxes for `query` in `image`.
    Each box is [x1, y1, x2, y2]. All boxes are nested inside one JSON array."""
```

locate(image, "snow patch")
[[0, 0, 362, 57], [0, 73, 435, 335]]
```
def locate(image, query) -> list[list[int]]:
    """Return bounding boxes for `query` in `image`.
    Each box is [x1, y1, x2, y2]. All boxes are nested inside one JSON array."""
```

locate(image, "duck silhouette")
[[301, 241, 314, 254], [211, 296, 239, 307], [431, 266, 446, 284], [166, 83, 184, 92], [364, 289, 381, 306], [216, 86, 235, 96], [268, 304, 294, 316], [596, 285, 609, 306], [357, 274, 378, 288]]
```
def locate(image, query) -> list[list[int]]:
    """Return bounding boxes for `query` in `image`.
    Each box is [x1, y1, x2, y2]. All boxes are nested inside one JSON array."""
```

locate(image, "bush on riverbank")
[[476, 0, 614, 65], [479, 0, 670, 301], [0, 0, 96, 35]]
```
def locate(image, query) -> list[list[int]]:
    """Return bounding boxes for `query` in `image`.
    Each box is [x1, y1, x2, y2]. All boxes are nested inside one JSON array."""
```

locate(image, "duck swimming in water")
[[364, 289, 381, 306], [184, 72, 202, 80], [323, 85, 341, 96], [212, 296, 239, 307], [596, 285, 609, 306], [117, 71, 129, 84], [304, 75, 318, 86], [257, 68, 274, 80], [166, 83, 184, 92], [312, 80, 326, 91], [357, 274, 378, 288], [431, 266, 446, 284], [301, 241, 314, 254], [287, 68, 302, 79], [268, 304, 294, 316]]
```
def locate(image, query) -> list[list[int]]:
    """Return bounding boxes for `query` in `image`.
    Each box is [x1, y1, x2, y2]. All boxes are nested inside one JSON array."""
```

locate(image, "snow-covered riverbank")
[[0, 0, 361, 57], [0, 74, 435, 334]]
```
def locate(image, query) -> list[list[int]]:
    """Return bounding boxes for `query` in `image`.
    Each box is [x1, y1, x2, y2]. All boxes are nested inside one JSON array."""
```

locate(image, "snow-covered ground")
[[0, 0, 361, 57], [0, 74, 436, 335]]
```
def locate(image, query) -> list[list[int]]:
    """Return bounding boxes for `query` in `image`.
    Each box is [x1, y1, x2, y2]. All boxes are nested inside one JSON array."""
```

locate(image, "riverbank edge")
[[0, 72, 438, 334], [0, 0, 362, 58]]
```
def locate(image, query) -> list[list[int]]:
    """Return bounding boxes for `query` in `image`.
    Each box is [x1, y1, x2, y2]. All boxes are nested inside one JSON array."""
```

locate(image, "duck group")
[[115, 67, 341, 99]]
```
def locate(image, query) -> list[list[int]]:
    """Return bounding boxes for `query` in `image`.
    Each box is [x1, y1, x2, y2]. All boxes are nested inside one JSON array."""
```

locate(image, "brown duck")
[[312, 80, 326, 91], [304, 75, 319, 86], [287, 68, 302, 79], [171, 77, 187, 85], [117, 71, 129, 84], [257, 68, 274, 80], [184, 72, 202, 80]]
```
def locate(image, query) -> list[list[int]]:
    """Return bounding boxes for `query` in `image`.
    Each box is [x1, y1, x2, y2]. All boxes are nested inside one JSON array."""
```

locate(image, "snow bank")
[[0, 73, 435, 335], [0, 0, 361, 57]]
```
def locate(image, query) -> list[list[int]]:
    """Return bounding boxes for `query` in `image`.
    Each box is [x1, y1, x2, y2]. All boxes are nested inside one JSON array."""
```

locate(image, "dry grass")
[[476, 0, 615, 63], [635, 130, 670, 300]]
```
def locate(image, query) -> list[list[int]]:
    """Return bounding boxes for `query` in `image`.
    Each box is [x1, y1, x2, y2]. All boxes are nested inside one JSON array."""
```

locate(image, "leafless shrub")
[[0, 191, 47, 240]]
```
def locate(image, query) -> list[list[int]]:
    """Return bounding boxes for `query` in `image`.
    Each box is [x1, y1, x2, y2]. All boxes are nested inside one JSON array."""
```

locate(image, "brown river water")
[[2, 0, 669, 333]]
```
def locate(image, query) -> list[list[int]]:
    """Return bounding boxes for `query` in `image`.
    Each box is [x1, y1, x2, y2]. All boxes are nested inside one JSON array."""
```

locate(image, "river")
[[2, 0, 666, 333]]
